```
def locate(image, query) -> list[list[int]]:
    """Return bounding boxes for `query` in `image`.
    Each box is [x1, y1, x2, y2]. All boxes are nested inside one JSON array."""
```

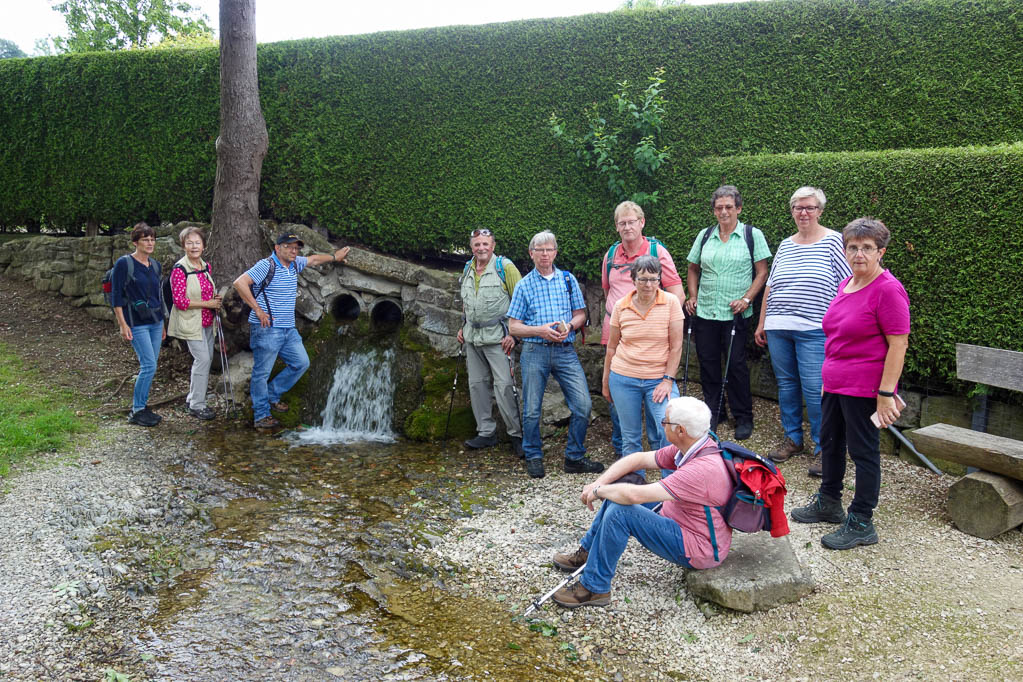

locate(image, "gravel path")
[[422, 426, 1023, 680]]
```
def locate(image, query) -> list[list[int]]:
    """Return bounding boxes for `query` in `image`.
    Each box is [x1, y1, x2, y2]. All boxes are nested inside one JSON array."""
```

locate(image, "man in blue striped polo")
[[234, 233, 351, 429], [508, 230, 604, 479]]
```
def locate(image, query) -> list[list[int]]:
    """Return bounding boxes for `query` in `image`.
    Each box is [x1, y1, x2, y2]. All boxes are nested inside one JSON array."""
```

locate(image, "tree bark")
[[209, 0, 268, 285]]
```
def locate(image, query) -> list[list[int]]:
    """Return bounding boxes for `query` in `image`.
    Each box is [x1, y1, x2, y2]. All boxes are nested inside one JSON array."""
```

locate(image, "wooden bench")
[[909, 344, 1023, 539]]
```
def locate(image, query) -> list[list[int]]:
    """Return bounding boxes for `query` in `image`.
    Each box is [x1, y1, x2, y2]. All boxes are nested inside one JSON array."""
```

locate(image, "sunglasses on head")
[[470, 228, 493, 238]]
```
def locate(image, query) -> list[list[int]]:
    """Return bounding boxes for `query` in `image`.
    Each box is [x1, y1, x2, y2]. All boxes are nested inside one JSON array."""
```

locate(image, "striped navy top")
[[764, 230, 851, 330], [245, 252, 307, 328]]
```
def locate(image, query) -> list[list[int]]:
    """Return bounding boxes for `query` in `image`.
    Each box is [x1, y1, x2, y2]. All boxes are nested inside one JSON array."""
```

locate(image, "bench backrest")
[[956, 344, 1023, 392]]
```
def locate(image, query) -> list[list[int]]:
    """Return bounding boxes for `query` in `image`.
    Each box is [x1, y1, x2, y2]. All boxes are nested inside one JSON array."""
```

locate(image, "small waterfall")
[[292, 347, 397, 444]]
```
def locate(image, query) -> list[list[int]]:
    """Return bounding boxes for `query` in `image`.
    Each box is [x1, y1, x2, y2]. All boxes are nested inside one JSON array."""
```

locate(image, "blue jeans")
[[766, 328, 826, 453], [609, 371, 679, 478], [250, 325, 310, 421], [130, 322, 163, 413], [519, 342, 591, 462], [579, 501, 691, 594], [609, 400, 663, 458]]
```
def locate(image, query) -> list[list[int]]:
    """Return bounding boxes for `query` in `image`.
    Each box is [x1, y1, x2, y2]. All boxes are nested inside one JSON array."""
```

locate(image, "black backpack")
[[248, 256, 277, 323], [696, 223, 764, 314], [161, 262, 211, 321]]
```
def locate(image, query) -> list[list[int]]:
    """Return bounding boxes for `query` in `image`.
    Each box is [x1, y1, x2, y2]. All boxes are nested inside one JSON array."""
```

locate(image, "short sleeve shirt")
[[687, 222, 771, 321], [609, 290, 684, 379], [600, 237, 684, 344], [654, 439, 734, 569], [507, 267, 585, 344], [245, 252, 307, 328]]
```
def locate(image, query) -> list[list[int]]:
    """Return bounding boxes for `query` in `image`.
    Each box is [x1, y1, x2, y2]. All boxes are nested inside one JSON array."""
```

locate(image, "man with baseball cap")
[[234, 233, 350, 429]]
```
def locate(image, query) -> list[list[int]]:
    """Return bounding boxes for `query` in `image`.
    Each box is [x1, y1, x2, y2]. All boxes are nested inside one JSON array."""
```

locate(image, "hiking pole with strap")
[[442, 343, 463, 442], [522, 502, 663, 618], [681, 311, 694, 396], [214, 313, 238, 418], [506, 348, 523, 427], [716, 313, 740, 429]]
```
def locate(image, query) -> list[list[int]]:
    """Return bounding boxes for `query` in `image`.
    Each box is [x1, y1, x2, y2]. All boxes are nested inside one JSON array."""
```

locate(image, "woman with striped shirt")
[[755, 187, 852, 476], [602, 256, 684, 475]]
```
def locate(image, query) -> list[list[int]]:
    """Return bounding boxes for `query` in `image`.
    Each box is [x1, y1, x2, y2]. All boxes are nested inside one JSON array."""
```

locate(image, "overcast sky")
[[3, 0, 653, 55]]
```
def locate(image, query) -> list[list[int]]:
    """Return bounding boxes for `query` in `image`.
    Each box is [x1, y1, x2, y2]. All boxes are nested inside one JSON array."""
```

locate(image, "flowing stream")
[[291, 347, 397, 445]]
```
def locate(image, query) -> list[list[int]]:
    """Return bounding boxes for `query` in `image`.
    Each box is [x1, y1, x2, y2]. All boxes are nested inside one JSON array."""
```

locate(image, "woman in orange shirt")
[[602, 256, 685, 470]]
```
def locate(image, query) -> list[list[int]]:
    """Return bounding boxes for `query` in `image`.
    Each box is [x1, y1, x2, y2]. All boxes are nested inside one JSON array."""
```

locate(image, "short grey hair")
[[529, 230, 557, 251], [710, 185, 742, 210], [630, 255, 661, 280], [843, 217, 890, 250], [789, 186, 827, 210], [664, 396, 711, 439]]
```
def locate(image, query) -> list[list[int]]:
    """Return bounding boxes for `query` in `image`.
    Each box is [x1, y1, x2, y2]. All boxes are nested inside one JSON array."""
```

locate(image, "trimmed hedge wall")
[[662, 143, 1023, 388], [2, 0, 1022, 252]]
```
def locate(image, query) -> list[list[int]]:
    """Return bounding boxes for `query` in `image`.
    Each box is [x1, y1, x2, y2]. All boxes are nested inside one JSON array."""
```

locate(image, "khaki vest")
[[167, 256, 215, 341], [460, 256, 511, 346]]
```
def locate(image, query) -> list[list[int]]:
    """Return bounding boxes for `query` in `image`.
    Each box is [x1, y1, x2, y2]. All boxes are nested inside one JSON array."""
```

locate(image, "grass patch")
[[0, 343, 93, 477]]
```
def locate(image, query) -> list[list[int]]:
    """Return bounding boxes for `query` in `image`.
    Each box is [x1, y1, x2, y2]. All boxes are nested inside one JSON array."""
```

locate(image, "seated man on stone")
[[550, 396, 734, 608]]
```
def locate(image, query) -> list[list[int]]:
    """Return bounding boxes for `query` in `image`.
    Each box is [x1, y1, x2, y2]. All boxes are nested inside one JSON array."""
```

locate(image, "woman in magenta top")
[[790, 217, 910, 551]]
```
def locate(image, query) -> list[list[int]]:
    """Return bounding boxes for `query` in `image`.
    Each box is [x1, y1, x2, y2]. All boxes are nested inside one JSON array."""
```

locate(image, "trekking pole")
[[715, 313, 740, 431], [442, 343, 463, 442], [681, 312, 693, 397], [215, 313, 238, 417], [506, 349, 523, 427], [522, 502, 662, 618], [886, 424, 943, 476]]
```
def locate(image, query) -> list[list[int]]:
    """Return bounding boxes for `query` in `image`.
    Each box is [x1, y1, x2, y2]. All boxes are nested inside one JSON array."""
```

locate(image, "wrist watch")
[[592, 485, 602, 499]]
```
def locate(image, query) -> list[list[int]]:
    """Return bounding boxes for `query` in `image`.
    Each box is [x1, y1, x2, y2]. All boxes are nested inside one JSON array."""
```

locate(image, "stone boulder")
[[686, 533, 814, 612]]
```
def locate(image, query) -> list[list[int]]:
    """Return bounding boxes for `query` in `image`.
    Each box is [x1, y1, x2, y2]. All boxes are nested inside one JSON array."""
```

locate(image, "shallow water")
[[139, 429, 591, 680]]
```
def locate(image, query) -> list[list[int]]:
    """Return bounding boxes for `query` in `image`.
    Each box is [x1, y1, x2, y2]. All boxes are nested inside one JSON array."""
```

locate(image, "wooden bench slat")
[[910, 423, 1023, 480], [956, 343, 1023, 391]]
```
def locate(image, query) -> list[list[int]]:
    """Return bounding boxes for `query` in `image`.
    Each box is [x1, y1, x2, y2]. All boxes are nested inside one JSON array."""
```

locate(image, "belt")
[[527, 340, 573, 346]]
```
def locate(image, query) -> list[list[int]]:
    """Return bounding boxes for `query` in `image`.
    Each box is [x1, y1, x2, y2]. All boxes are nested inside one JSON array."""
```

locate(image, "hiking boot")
[[734, 420, 753, 441], [526, 458, 545, 479], [821, 512, 878, 550], [510, 436, 525, 459], [790, 492, 846, 524], [464, 434, 498, 449], [141, 407, 162, 425], [551, 582, 610, 609], [564, 456, 605, 474], [769, 437, 804, 463], [553, 547, 588, 573], [808, 450, 823, 477], [189, 406, 216, 421], [128, 409, 159, 427], [254, 415, 281, 430]]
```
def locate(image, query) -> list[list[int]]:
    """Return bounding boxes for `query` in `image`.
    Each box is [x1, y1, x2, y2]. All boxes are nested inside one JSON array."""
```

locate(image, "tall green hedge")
[[2, 0, 1022, 253], [661, 143, 1023, 388]]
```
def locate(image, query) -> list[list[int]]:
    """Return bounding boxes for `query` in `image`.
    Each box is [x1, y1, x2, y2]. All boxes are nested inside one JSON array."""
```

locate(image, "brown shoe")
[[553, 547, 588, 573], [254, 415, 281, 429], [769, 437, 804, 463], [808, 451, 823, 477], [270, 401, 289, 413], [552, 582, 609, 609]]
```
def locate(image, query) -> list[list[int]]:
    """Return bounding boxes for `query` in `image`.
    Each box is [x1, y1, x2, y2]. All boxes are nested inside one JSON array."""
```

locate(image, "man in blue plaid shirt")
[[508, 231, 605, 479]]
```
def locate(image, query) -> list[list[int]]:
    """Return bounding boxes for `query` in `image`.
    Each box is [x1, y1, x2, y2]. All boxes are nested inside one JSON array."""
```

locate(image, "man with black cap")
[[234, 233, 350, 429]]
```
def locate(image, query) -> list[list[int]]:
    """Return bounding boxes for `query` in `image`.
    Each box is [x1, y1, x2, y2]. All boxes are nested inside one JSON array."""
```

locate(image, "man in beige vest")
[[457, 228, 524, 456]]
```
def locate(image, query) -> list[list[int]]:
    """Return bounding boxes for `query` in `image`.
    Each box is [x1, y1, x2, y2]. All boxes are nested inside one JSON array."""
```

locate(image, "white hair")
[[664, 396, 711, 439], [789, 186, 827, 210], [529, 230, 557, 251]]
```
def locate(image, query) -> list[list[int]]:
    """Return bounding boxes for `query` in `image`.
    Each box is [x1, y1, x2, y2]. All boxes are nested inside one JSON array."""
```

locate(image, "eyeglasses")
[[661, 418, 682, 428], [635, 277, 660, 284], [616, 218, 641, 229], [845, 245, 879, 255], [532, 247, 556, 254], [792, 206, 819, 213], [713, 204, 736, 212], [470, 228, 493, 237]]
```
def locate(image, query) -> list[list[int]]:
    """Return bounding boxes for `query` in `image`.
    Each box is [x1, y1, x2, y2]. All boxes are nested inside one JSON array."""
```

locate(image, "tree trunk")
[[209, 0, 268, 285], [86, 218, 99, 237]]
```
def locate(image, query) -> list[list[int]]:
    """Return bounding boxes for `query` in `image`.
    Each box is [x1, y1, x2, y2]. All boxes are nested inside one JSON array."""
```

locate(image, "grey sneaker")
[[189, 406, 216, 420], [564, 456, 605, 474], [821, 512, 878, 550], [808, 450, 823, 477], [769, 437, 805, 463], [464, 434, 498, 449], [790, 492, 846, 524], [553, 547, 588, 573]]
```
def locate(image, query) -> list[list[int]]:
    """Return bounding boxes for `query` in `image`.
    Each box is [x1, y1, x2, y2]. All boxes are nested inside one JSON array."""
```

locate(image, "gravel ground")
[[422, 409, 1023, 681]]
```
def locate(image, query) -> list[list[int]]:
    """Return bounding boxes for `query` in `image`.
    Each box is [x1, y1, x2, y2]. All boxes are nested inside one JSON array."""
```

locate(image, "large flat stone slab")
[[686, 533, 814, 612]]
